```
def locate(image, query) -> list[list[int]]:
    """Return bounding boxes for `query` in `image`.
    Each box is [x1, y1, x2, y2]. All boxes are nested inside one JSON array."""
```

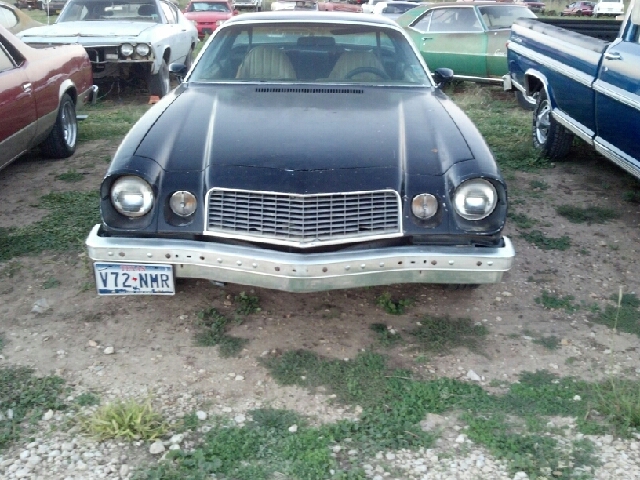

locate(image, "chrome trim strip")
[[86, 225, 515, 292], [593, 79, 640, 113], [203, 187, 404, 248], [552, 110, 594, 145], [594, 138, 640, 180], [452, 74, 502, 85], [508, 42, 593, 88]]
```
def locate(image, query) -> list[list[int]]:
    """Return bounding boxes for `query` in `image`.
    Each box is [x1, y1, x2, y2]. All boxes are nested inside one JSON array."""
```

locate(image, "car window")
[[421, 7, 482, 33], [188, 1, 230, 11], [0, 44, 14, 73], [477, 5, 536, 30], [58, 0, 162, 23], [161, 1, 177, 22], [0, 5, 18, 29], [189, 23, 430, 85]]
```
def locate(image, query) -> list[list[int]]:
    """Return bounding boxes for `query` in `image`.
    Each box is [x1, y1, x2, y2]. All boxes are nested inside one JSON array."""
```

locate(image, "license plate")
[[94, 263, 175, 295]]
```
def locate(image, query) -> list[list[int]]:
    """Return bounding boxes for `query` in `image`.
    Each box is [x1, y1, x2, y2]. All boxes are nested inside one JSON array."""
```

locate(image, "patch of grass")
[[55, 169, 84, 182], [234, 291, 261, 315], [42, 277, 60, 289], [593, 292, 640, 337], [508, 212, 537, 229], [194, 308, 248, 357], [521, 230, 571, 250], [75, 392, 100, 407], [369, 323, 403, 347], [409, 315, 487, 354], [535, 291, 580, 313], [0, 367, 66, 450], [594, 379, 640, 436], [175, 411, 200, 433], [556, 205, 619, 224], [623, 189, 640, 203], [79, 399, 167, 441], [533, 335, 561, 351], [0, 260, 22, 278], [78, 103, 150, 141], [0, 192, 100, 262], [0, 334, 4, 353], [375, 292, 413, 315]]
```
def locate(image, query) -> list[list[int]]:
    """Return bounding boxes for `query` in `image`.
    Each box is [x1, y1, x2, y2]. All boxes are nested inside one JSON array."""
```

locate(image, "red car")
[[0, 24, 96, 171], [183, 0, 238, 39], [561, 1, 596, 15]]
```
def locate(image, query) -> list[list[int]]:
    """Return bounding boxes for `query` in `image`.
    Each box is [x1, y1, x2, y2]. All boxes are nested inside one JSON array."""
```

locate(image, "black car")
[[86, 12, 515, 295]]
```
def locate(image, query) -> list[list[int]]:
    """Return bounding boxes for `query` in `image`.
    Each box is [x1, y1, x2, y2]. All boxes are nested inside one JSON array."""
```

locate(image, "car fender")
[[524, 68, 553, 107], [150, 45, 170, 74], [58, 78, 78, 106]]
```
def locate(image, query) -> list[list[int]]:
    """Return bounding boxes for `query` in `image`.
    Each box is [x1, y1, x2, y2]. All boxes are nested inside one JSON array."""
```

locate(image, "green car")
[[397, 2, 536, 84]]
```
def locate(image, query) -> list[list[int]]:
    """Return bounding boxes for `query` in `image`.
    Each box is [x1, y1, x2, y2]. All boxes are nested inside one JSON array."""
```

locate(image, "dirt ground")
[[1, 113, 640, 428]]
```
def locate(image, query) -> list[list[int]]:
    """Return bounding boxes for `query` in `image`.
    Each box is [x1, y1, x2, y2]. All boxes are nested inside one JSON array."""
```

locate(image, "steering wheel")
[[344, 66, 390, 80]]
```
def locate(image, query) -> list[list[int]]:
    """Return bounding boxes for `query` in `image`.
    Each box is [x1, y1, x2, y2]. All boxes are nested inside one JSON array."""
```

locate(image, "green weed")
[[409, 315, 487, 353], [521, 230, 571, 250], [79, 399, 167, 441], [529, 180, 549, 191], [234, 292, 261, 315], [535, 291, 580, 313], [42, 277, 60, 289], [194, 308, 248, 357], [556, 205, 619, 224], [55, 170, 84, 182], [533, 335, 561, 351], [593, 293, 640, 337], [75, 392, 100, 407], [622, 189, 640, 203], [369, 323, 403, 346], [0, 192, 100, 262], [375, 292, 413, 315], [508, 212, 537, 229]]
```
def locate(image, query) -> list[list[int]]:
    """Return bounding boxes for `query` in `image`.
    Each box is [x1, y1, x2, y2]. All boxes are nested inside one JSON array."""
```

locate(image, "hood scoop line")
[[255, 87, 364, 94]]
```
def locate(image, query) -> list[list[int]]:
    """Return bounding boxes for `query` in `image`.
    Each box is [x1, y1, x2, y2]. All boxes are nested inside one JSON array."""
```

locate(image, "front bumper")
[[86, 225, 515, 293]]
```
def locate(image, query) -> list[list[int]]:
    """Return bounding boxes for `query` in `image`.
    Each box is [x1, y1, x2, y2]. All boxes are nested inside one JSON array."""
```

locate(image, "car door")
[[478, 5, 523, 77], [160, 0, 192, 64], [408, 6, 487, 78], [593, 5, 640, 170], [0, 34, 37, 168]]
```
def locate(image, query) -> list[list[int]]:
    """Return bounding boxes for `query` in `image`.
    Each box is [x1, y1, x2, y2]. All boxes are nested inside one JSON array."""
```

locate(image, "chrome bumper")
[[85, 225, 515, 293], [79, 85, 99, 106]]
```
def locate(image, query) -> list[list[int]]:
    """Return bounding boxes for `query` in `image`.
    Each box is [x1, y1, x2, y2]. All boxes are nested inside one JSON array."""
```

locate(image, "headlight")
[[120, 43, 134, 57], [135, 43, 150, 57], [411, 194, 438, 219], [169, 191, 197, 217], [111, 176, 154, 217], [453, 178, 497, 221]]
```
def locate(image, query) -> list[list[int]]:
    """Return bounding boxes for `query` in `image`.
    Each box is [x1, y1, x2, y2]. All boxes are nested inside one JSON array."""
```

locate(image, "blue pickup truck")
[[503, 3, 640, 180]]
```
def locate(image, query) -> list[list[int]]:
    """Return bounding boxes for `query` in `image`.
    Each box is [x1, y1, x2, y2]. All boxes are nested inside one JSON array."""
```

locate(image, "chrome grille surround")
[[205, 188, 403, 248]]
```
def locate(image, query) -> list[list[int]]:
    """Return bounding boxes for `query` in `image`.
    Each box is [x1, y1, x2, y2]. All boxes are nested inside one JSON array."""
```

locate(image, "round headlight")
[[169, 191, 197, 217], [135, 43, 150, 57], [411, 194, 438, 219], [120, 43, 134, 57], [453, 179, 497, 221], [111, 176, 154, 217]]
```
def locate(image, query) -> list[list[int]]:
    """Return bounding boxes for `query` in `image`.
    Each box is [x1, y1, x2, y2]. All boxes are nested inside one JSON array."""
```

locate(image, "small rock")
[[455, 434, 466, 443], [169, 444, 181, 450], [573, 395, 581, 401], [169, 434, 184, 444], [420, 413, 447, 431], [42, 410, 54, 421], [288, 424, 298, 433], [31, 298, 50, 314], [196, 410, 207, 421], [88, 340, 98, 347], [104, 346, 115, 355], [466, 370, 481, 382], [119, 464, 130, 477], [234, 414, 246, 424], [234, 375, 244, 381], [149, 441, 165, 455]]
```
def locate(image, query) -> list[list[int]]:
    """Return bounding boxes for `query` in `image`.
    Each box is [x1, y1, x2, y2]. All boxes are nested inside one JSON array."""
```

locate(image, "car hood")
[[133, 84, 474, 177], [18, 21, 155, 41], [184, 11, 232, 20]]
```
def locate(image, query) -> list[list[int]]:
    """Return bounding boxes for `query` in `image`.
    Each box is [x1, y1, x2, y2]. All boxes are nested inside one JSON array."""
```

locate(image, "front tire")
[[41, 93, 77, 159], [148, 58, 170, 97], [532, 89, 573, 159]]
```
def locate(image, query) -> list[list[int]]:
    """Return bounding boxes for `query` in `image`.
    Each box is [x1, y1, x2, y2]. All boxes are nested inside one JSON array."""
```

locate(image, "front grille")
[[206, 188, 401, 247]]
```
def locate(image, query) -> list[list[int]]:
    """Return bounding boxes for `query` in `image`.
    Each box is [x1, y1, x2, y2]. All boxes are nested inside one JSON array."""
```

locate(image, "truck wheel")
[[41, 93, 77, 159], [148, 58, 170, 98], [515, 90, 535, 111], [532, 90, 574, 159], [575, 10, 582, 15]]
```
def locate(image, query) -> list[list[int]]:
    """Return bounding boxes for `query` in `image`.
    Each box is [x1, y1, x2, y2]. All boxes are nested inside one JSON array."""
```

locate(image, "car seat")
[[236, 46, 297, 80], [328, 50, 386, 81], [138, 4, 158, 16]]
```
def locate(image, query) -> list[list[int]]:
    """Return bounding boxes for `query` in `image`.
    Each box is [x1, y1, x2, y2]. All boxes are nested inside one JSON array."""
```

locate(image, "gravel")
[[2, 387, 640, 480]]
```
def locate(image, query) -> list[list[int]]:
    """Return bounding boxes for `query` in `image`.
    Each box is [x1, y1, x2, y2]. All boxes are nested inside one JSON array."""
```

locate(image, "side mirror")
[[432, 67, 454, 88], [169, 62, 189, 82]]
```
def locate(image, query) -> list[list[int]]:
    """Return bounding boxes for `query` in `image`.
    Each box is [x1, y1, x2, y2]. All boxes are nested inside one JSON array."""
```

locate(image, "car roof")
[[224, 11, 400, 27]]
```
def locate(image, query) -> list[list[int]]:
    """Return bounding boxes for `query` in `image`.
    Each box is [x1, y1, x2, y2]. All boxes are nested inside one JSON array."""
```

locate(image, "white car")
[[271, 0, 317, 10], [233, 0, 261, 11], [363, 0, 420, 13], [18, 0, 198, 97], [593, 0, 624, 16]]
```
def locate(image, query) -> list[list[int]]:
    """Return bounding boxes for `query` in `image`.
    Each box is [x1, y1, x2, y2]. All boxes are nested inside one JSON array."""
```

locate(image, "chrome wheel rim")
[[61, 102, 77, 148], [535, 99, 550, 146]]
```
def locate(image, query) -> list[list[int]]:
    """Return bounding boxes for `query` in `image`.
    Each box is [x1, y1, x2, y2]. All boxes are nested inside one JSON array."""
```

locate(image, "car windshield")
[[383, 3, 417, 13], [477, 5, 536, 30], [189, 22, 431, 85], [58, 0, 161, 22], [187, 1, 230, 12]]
